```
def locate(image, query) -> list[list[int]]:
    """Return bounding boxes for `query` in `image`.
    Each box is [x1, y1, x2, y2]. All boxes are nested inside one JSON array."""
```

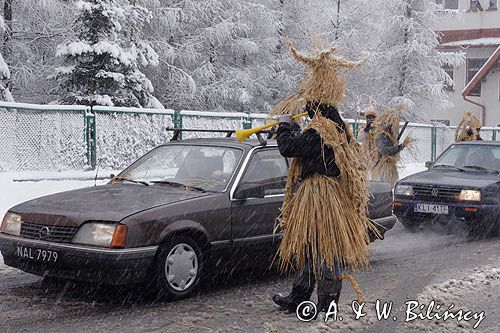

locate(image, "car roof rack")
[[166, 128, 275, 146]]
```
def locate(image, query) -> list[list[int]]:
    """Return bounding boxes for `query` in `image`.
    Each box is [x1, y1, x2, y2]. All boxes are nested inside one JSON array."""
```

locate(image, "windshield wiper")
[[112, 177, 150, 186], [432, 164, 464, 172], [151, 180, 209, 193], [463, 165, 499, 174]]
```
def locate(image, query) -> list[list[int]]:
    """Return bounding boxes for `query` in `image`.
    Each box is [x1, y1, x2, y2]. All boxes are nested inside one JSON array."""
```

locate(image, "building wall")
[[435, 0, 499, 31], [434, 47, 500, 127], [432, 0, 500, 126]]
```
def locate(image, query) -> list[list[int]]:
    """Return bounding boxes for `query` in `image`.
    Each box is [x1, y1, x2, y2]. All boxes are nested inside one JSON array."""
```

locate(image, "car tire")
[[155, 235, 204, 300], [400, 219, 421, 233]]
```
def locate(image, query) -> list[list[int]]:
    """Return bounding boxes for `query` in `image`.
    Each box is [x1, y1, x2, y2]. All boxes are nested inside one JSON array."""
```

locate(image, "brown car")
[[0, 137, 396, 299]]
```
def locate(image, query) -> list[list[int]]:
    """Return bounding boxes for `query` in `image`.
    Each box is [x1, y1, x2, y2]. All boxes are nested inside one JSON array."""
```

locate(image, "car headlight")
[[72, 223, 127, 248], [459, 189, 481, 202], [0, 212, 22, 236], [395, 184, 413, 196]]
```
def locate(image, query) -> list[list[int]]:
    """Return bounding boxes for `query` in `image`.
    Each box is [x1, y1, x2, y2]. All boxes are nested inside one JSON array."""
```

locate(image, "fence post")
[[431, 126, 437, 162], [353, 122, 359, 140], [173, 111, 182, 139], [84, 107, 97, 169], [243, 116, 252, 129]]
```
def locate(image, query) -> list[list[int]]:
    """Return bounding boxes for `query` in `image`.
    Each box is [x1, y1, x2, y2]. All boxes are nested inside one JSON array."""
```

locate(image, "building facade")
[[434, 0, 500, 126]]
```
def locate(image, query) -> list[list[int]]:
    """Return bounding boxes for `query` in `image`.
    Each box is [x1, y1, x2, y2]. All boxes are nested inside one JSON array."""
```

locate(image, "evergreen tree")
[[52, 0, 162, 108], [0, 16, 14, 102]]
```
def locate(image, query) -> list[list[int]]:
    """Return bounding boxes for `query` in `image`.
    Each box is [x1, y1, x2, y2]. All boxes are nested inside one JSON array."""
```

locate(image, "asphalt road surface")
[[1, 222, 499, 333]]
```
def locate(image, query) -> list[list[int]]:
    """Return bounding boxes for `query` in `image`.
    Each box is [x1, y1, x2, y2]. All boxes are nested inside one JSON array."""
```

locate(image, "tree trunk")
[[3, 0, 13, 66], [398, 0, 411, 97], [335, 0, 340, 40]]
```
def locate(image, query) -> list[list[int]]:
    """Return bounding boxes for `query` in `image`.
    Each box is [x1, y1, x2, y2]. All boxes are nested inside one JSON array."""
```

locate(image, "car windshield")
[[433, 144, 500, 173], [116, 145, 243, 192]]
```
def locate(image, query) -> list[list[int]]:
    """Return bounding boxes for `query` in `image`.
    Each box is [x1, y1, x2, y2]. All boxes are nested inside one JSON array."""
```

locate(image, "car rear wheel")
[[155, 235, 204, 300]]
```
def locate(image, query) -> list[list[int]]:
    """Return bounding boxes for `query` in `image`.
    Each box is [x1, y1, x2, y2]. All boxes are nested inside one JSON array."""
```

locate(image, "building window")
[[436, 0, 459, 9], [443, 65, 454, 91], [490, 0, 497, 9], [470, 0, 484, 11], [466, 58, 488, 96]]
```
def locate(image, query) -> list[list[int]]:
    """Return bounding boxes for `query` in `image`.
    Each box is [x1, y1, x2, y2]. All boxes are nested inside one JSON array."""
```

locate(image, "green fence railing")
[[1, 101, 499, 171]]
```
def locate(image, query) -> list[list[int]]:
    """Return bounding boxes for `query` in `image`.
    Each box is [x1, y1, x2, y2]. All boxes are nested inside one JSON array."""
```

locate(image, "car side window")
[[240, 149, 288, 196]]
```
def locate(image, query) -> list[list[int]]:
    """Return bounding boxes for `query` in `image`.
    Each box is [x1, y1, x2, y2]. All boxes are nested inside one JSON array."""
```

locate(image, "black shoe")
[[317, 293, 340, 313], [272, 293, 300, 312]]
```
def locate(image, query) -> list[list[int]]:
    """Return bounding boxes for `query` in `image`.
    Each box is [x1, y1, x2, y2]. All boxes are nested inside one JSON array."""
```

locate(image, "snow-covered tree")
[[52, 0, 162, 108], [361, 0, 464, 118], [142, 0, 294, 113], [0, 16, 14, 102]]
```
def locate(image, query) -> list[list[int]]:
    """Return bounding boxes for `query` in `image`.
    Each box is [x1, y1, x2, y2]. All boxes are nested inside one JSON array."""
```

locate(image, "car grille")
[[413, 184, 462, 203], [20, 222, 78, 243]]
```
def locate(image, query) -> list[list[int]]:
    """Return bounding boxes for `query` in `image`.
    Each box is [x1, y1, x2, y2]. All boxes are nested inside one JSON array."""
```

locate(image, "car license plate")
[[414, 203, 449, 215], [16, 245, 59, 263]]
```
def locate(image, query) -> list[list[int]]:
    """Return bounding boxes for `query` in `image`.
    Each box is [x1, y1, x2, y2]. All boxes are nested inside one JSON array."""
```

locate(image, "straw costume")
[[455, 112, 482, 142], [357, 100, 378, 174], [371, 104, 412, 186], [272, 40, 379, 313]]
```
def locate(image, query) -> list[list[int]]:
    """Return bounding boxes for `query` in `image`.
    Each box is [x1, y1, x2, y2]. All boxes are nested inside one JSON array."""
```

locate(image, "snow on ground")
[[406, 266, 500, 332]]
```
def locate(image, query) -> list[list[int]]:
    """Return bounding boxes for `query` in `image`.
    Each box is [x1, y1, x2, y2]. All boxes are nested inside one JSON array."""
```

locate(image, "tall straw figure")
[[271, 40, 379, 314]]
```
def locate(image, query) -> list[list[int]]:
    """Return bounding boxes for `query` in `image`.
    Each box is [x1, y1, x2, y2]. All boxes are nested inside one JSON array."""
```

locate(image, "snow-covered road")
[[4, 163, 499, 332], [0, 223, 498, 332]]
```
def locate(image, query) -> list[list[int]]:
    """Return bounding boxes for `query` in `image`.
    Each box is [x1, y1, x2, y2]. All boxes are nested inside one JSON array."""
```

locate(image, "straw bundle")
[[277, 113, 380, 278], [358, 127, 377, 176], [270, 40, 367, 117], [370, 105, 412, 186], [455, 112, 482, 142], [270, 89, 306, 116]]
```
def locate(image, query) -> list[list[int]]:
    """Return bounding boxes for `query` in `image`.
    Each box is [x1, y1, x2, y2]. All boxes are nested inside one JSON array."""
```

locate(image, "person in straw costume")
[[357, 99, 378, 176], [271, 40, 379, 314], [455, 112, 483, 142], [371, 103, 412, 187]]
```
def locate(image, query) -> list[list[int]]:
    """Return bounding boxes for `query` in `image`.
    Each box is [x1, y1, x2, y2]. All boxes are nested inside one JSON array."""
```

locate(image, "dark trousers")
[[291, 258, 342, 303]]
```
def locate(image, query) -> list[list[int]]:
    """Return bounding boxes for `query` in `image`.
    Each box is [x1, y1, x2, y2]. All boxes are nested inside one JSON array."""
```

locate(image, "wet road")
[[1, 223, 499, 333]]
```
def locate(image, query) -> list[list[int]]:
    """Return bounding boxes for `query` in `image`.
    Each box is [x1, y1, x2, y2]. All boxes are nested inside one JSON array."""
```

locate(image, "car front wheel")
[[155, 235, 204, 300]]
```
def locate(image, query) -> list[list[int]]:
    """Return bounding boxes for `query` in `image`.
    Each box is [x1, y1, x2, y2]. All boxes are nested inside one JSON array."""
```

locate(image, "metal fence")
[[0, 101, 499, 171]]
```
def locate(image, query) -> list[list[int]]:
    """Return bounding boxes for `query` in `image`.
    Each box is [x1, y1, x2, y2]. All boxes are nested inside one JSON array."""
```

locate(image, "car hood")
[[400, 169, 500, 188], [10, 183, 209, 226]]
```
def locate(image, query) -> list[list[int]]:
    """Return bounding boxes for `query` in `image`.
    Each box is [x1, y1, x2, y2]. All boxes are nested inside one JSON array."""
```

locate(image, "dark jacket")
[[376, 134, 403, 156], [276, 103, 345, 180]]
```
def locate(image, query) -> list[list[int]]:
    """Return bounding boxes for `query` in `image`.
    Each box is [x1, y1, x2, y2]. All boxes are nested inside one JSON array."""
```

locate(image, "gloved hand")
[[364, 123, 372, 133], [278, 114, 293, 125]]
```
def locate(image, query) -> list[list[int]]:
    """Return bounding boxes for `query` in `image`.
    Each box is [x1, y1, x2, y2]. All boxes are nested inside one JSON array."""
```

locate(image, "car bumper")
[[370, 215, 397, 241], [0, 233, 158, 285], [393, 199, 499, 229]]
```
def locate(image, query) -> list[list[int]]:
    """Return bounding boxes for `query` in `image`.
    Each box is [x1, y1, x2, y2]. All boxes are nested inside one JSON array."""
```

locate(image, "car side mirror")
[[425, 161, 433, 168], [234, 183, 265, 199]]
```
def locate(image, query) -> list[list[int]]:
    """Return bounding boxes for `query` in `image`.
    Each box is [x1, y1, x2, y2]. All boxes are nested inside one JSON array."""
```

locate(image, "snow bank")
[[418, 266, 500, 305]]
